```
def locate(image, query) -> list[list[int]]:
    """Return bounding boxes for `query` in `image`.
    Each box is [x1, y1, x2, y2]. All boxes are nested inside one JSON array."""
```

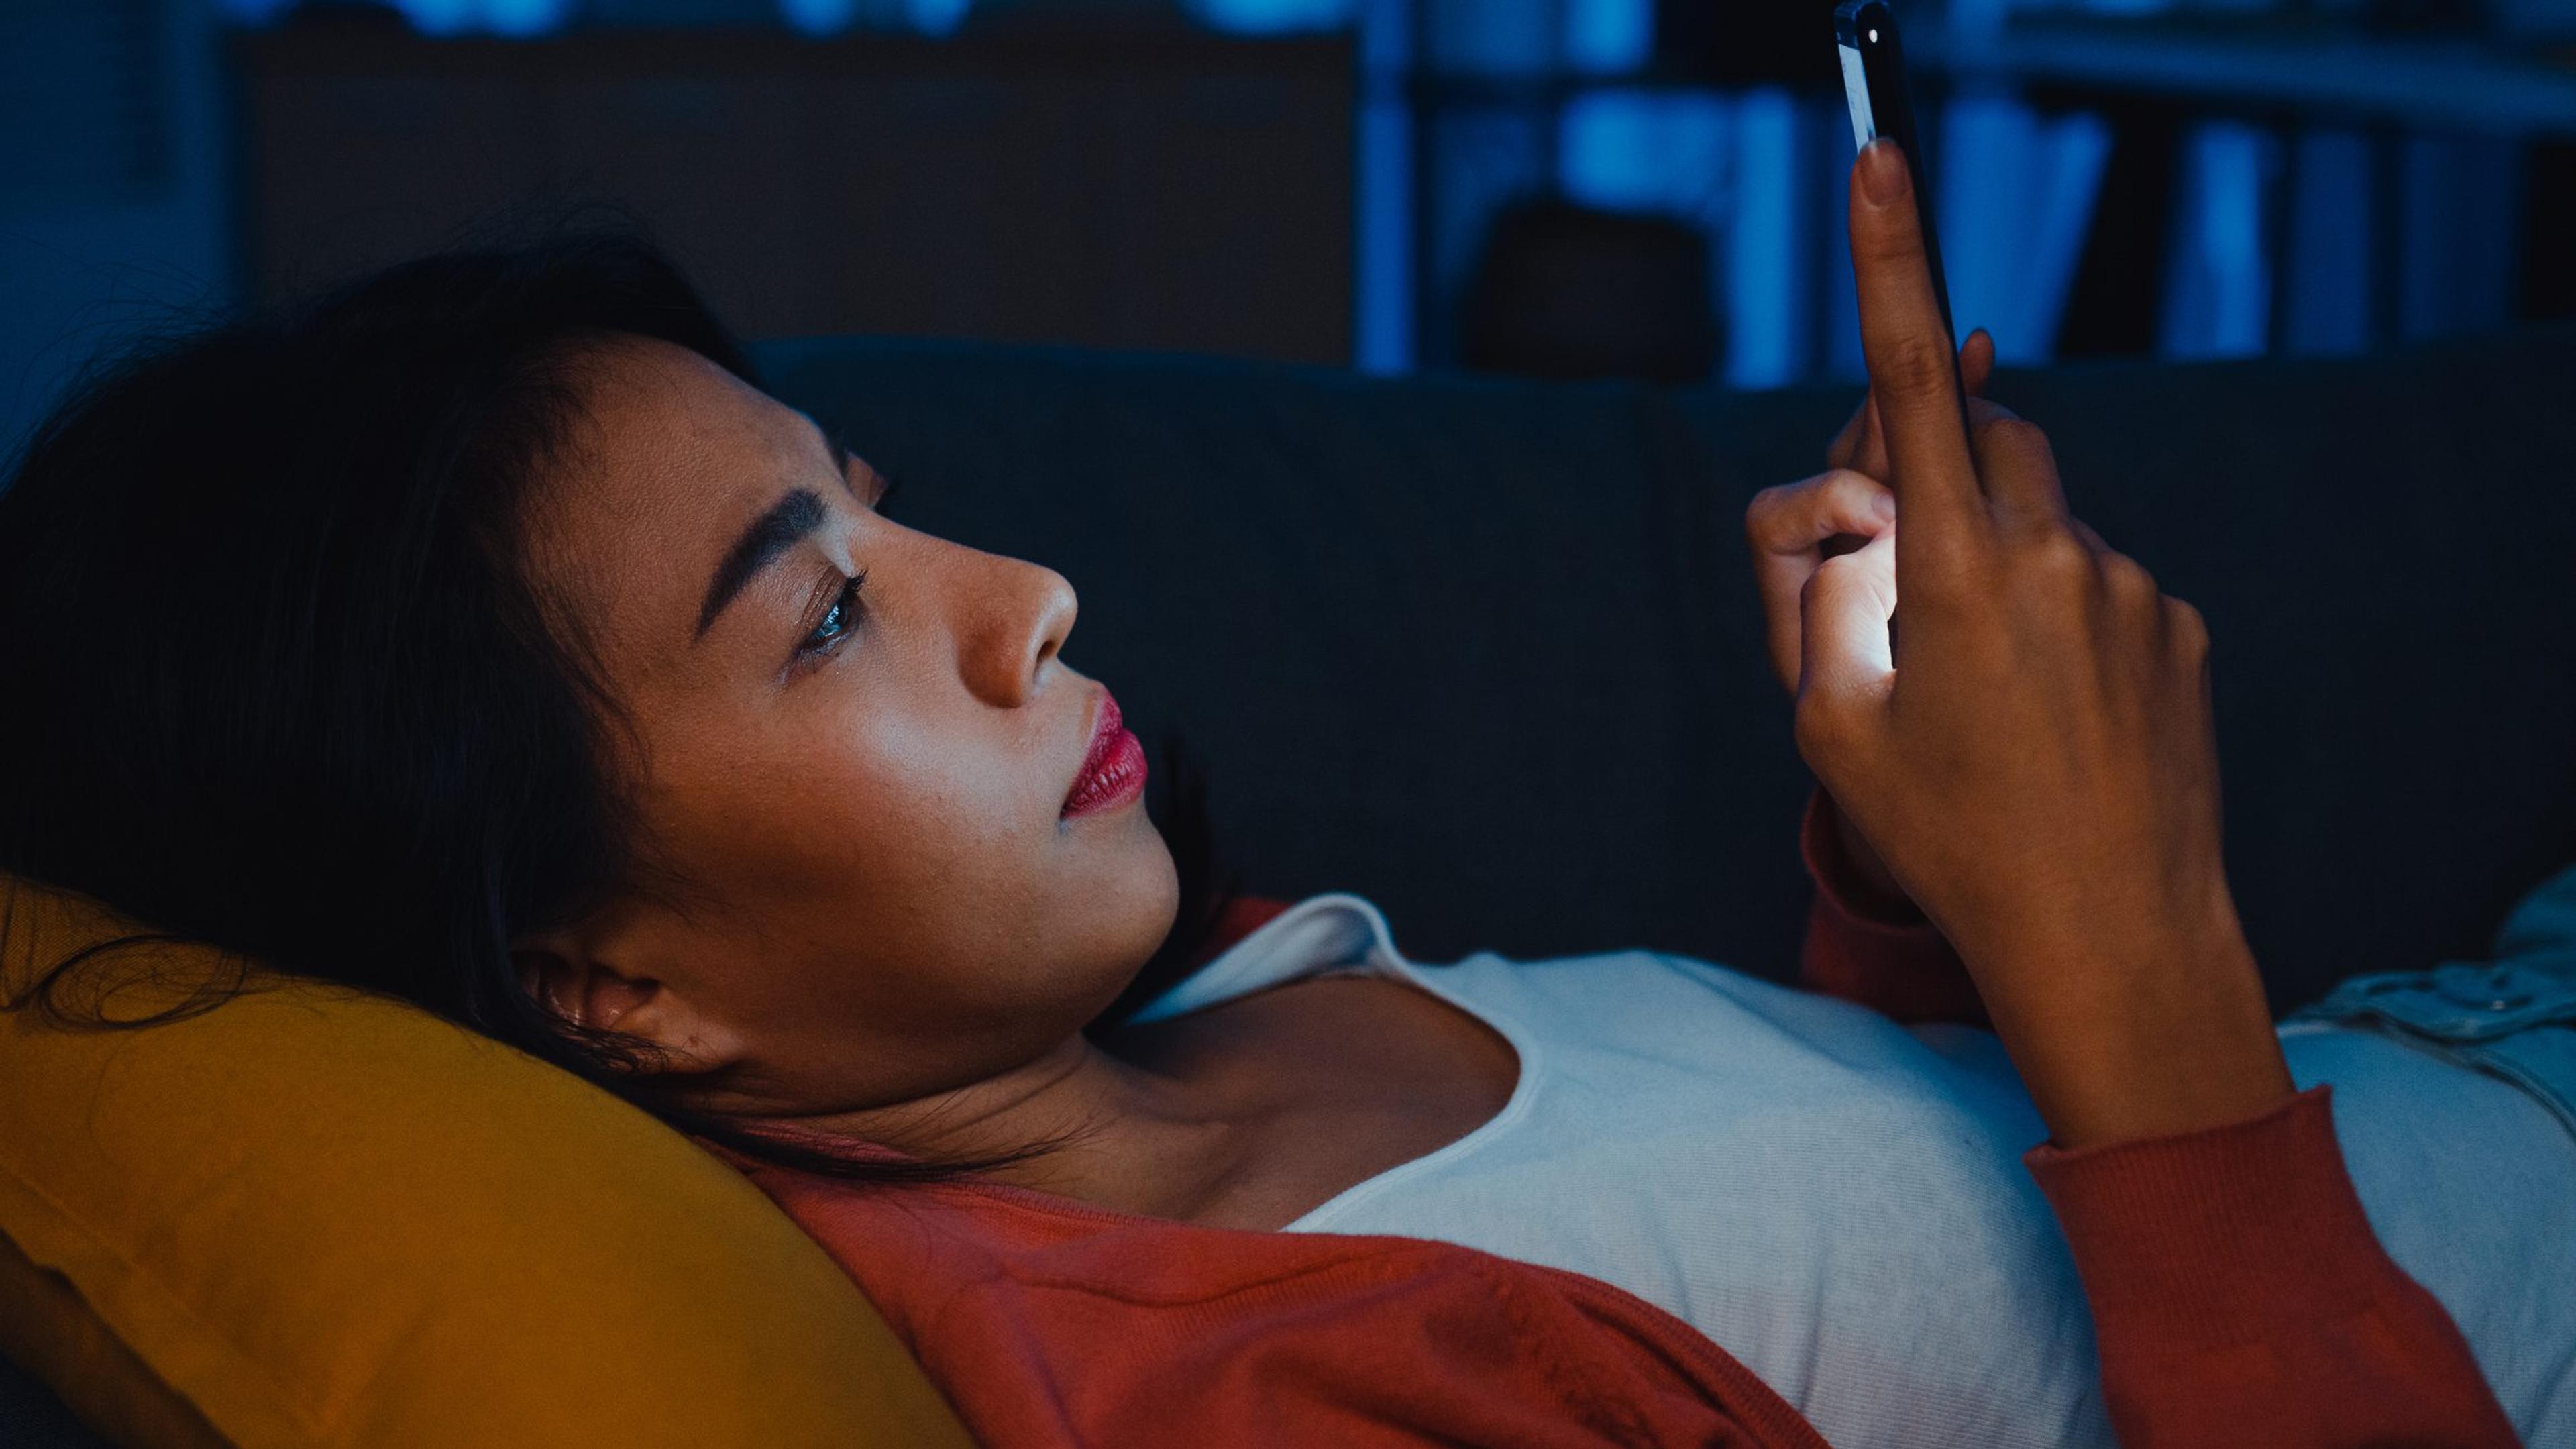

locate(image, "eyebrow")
[[696, 488, 827, 639]]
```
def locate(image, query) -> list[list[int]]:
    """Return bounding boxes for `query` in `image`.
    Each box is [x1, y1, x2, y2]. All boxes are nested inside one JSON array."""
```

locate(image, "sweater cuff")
[[1796, 792, 1986, 1024], [1797, 790, 1930, 930], [2025, 1085, 2389, 1343]]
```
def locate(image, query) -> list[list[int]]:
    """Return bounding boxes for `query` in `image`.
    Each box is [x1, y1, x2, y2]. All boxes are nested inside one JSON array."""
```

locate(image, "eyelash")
[[800, 568, 868, 657], [788, 466, 899, 663]]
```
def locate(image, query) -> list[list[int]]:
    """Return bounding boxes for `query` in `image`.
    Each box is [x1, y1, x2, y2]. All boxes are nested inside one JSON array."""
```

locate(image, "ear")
[[515, 943, 654, 1033], [511, 929, 744, 1077]]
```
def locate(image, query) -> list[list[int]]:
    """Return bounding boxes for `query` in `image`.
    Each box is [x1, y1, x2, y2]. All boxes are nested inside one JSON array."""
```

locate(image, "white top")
[[1128, 892, 2576, 1449]]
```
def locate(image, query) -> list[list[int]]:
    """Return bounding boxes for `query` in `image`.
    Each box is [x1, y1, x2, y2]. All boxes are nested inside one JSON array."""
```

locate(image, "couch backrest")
[[755, 326, 2576, 1010]]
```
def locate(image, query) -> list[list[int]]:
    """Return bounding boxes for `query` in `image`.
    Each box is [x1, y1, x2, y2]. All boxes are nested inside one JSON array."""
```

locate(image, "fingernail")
[[1859, 140, 1909, 207], [1871, 490, 1898, 523]]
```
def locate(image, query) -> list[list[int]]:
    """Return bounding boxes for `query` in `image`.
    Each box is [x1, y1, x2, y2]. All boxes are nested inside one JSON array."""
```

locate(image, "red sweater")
[[741, 812, 2521, 1447]]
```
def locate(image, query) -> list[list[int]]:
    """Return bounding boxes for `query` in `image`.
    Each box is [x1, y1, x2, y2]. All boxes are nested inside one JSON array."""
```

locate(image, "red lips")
[[1061, 690, 1148, 818]]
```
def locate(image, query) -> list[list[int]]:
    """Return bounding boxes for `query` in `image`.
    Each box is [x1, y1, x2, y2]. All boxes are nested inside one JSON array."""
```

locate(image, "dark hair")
[[0, 230, 1238, 1185]]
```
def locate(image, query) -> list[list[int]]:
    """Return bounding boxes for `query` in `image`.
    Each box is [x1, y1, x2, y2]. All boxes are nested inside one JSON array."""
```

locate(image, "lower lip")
[[1061, 725, 1148, 818]]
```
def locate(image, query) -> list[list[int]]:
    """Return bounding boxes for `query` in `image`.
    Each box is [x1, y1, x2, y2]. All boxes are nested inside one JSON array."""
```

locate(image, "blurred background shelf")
[[4, 0, 2574, 455], [1917, 17, 2576, 137], [1384, 3, 2576, 383]]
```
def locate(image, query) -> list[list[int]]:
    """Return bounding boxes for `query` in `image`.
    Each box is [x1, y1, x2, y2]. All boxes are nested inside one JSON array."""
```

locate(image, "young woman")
[[1, 146, 2562, 1447]]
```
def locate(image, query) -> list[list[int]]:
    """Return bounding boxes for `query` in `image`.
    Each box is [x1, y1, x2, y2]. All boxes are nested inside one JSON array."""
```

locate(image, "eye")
[[800, 568, 867, 655]]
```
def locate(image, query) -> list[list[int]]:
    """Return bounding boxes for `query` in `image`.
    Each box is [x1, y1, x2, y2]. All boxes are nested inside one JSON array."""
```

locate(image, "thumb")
[[1797, 527, 1898, 706]]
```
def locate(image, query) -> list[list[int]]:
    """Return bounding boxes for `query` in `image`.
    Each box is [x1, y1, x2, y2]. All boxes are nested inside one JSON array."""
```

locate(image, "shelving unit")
[[1368, 4, 2576, 381], [1917, 17, 2576, 138]]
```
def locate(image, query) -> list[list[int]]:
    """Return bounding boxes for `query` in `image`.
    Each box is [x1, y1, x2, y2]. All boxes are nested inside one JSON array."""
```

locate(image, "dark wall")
[[234, 22, 1354, 362]]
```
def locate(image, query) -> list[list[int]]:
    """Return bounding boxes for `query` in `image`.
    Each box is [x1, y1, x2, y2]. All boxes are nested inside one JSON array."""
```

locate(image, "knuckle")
[[2167, 596, 2211, 652], [1962, 398, 2021, 430], [1860, 211, 1925, 266], [1745, 483, 1799, 543], [1744, 486, 1784, 535], [2102, 553, 2160, 602], [1876, 334, 1953, 397], [1807, 551, 1873, 603], [1976, 415, 2053, 464], [1799, 556, 1841, 607], [2022, 531, 2094, 587]]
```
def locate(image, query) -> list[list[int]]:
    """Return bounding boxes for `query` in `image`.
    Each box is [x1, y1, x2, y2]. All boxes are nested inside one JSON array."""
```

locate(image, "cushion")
[[0, 873, 974, 1449]]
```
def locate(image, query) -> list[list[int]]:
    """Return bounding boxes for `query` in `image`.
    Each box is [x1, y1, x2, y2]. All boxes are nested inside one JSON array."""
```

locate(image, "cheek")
[[634, 656, 1175, 1044], [657, 680, 1045, 930], [646, 743, 1026, 1039], [751, 724, 1173, 1021]]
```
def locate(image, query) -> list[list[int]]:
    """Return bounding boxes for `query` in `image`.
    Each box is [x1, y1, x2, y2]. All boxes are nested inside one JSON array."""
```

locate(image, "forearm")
[[1797, 808, 2512, 1440], [2032, 1087, 2521, 1447], [1968, 893, 2506, 1437], [1803, 784, 2291, 1143], [1961, 896, 2291, 1150]]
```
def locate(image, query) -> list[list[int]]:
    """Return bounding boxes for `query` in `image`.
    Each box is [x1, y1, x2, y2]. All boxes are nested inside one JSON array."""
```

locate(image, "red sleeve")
[[1795, 792, 2518, 1443], [1795, 791, 1989, 1026], [1193, 893, 1295, 967], [2028, 1087, 2520, 1447]]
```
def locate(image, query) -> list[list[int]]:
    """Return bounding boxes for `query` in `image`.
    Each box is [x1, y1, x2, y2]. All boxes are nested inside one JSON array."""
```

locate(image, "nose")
[[956, 545, 1077, 709]]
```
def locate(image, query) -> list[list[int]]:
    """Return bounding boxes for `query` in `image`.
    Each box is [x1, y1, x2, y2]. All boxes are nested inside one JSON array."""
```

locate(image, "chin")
[[1063, 833, 1183, 1020], [1126, 833, 1184, 957]]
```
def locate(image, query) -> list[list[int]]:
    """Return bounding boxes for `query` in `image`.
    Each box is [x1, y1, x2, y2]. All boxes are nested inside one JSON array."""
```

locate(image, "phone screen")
[[1834, 0, 1955, 344]]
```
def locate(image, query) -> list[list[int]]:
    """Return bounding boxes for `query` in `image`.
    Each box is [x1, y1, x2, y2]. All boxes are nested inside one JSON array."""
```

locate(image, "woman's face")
[[516, 335, 1178, 1119]]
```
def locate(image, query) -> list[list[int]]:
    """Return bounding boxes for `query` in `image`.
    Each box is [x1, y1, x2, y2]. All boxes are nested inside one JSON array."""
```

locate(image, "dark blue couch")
[[8, 325, 2573, 1444], [752, 325, 2576, 1010]]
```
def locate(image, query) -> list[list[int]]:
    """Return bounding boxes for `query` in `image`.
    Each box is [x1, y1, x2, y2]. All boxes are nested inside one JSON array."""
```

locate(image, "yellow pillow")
[[0, 874, 974, 1449]]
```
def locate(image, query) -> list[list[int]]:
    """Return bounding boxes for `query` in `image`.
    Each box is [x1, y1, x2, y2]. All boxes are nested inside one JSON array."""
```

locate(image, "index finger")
[[1830, 327, 1996, 479], [1848, 140, 1987, 565]]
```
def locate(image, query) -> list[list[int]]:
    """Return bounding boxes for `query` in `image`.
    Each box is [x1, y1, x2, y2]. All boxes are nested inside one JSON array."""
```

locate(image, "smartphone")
[[1835, 0, 1955, 345]]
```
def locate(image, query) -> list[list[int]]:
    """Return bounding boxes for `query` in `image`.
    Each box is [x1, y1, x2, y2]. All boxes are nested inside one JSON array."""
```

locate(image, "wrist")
[[1975, 916, 2294, 1150]]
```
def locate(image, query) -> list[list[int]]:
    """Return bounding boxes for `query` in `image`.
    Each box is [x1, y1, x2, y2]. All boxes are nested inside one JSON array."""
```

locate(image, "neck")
[[750, 1030, 1259, 1220]]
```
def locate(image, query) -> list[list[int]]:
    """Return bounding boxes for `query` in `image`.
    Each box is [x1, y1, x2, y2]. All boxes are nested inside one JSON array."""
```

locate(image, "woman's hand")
[[1825, 327, 1996, 482], [1745, 332, 1992, 918], [1796, 140, 2292, 1149]]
